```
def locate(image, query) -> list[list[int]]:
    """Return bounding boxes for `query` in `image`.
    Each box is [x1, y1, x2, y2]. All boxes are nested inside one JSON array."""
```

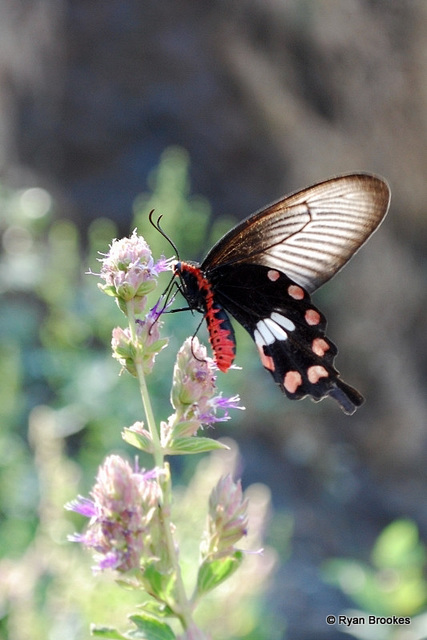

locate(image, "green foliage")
[[132, 146, 212, 262], [91, 627, 129, 639], [163, 436, 230, 456], [128, 613, 176, 640], [323, 519, 427, 637], [196, 552, 244, 597]]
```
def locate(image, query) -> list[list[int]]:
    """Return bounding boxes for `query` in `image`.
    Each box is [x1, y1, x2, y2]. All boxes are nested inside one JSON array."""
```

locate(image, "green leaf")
[[142, 564, 176, 603], [196, 551, 244, 597], [98, 284, 118, 298], [91, 625, 128, 639], [129, 613, 176, 640], [135, 280, 157, 296], [138, 601, 175, 618], [169, 420, 200, 439], [165, 437, 229, 456], [117, 297, 128, 315], [372, 519, 425, 569], [146, 338, 169, 355], [91, 615, 177, 640], [122, 427, 154, 453]]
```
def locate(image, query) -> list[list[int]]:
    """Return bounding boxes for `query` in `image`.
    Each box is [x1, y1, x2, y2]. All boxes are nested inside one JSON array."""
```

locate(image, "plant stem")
[[160, 464, 195, 630], [136, 359, 164, 468], [126, 301, 196, 632], [127, 301, 163, 467]]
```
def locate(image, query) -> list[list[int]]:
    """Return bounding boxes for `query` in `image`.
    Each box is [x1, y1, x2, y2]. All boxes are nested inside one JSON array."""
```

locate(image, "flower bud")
[[201, 475, 248, 558], [111, 307, 168, 376], [171, 337, 215, 409]]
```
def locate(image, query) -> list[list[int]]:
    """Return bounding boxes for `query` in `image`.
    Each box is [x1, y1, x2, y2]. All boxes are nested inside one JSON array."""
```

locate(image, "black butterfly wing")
[[209, 263, 363, 414], [202, 174, 390, 293]]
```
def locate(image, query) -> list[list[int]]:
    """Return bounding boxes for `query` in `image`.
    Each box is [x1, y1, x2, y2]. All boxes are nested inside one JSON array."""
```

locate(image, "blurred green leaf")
[[372, 519, 425, 569], [165, 437, 230, 455], [323, 519, 427, 616], [128, 614, 175, 640], [142, 565, 176, 604], [122, 427, 154, 454], [137, 601, 175, 619], [132, 147, 211, 263], [196, 551, 244, 597], [91, 626, 128, 639]]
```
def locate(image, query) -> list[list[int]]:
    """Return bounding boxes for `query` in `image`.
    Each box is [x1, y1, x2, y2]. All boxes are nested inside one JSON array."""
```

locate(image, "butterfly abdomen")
[[205, 301, 236, 372], [175, 261, 236, 372]]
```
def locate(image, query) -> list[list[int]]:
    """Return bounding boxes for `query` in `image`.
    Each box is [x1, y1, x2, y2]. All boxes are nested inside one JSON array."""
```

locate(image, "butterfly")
[[154, 173, 390, 414]]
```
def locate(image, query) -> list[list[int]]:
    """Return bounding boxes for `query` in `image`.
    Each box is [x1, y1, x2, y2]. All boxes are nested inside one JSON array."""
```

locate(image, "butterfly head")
[[174, 261, 207, 312]]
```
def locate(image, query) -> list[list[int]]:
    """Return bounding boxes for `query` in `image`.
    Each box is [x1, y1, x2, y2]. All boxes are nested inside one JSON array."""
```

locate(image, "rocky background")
[[2, 1, 427, 638]]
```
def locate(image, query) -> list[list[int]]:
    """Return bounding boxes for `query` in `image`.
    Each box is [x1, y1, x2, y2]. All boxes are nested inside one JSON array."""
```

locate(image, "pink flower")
[[164, 338, 244, 441], [66, 455, 161, 573], [96, 230, 170, 312]]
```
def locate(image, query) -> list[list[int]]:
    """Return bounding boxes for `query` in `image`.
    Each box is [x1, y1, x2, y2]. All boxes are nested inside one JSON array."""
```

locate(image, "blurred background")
[[1, 1, 427, 639]]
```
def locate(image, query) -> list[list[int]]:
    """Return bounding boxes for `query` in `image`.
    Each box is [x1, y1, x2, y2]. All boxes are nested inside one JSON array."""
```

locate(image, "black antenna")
[[148, 209, 180, 259]]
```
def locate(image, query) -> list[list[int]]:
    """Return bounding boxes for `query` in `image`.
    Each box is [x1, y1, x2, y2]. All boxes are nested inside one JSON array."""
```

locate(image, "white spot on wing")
[[255, 321, 275, 345], [255, 317, 288, 345], [271, 311, 295, 332], [254, 328, 265, 347], [264, 317, 288, 340]]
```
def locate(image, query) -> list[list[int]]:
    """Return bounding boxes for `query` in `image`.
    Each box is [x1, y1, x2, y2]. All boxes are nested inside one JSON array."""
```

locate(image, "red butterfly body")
[[173, 174, 390, 414]]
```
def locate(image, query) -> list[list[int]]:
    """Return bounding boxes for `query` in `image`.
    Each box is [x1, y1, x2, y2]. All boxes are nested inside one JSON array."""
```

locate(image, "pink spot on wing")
[[305, 309, 321, 325], [307, 365, 329, 384], [267, 269, 280, 282], [288, 285, 305, 300], [312, 338, 330, 357], [284, 370, 303, 393], [257, 344, 275, 371]]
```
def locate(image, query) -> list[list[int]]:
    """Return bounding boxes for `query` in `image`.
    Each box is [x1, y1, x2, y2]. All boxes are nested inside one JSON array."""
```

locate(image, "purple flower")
[[67, 496, 97, 518], [66, 455, 162, 573], [200, 394, 244, 425], [164, 338, 244, 441], [96, 230, 170, 312]]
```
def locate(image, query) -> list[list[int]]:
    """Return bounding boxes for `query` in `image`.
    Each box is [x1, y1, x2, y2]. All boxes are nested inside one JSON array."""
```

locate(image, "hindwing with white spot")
[[254, 313, 295, 347], [208, 263, 363, 414]]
